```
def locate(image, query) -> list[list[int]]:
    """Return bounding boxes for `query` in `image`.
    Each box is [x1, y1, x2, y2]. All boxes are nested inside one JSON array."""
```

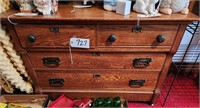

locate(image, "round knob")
[[108, 34, 117, 42], [27, 34, 36, 43], [156, 35, 165, 43]]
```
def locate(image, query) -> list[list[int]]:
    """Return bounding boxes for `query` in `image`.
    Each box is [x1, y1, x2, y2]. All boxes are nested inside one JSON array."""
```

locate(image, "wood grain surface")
[[28, 52, 166, 71], [1, 2, 199, 104]]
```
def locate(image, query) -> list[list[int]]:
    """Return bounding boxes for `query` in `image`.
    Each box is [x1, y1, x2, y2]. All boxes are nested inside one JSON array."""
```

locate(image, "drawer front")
[[29, 52, 166, 71], [45, 92, 153, 102], [36, 70, 159, 91], [15, 25, 95, 48], [98, 25, 178, 47]]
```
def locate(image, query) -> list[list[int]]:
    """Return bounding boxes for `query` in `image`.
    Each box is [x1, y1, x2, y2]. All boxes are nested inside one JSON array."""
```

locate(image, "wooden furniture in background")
[[189, 0, 199, 16], [0, 3, 199, 105]]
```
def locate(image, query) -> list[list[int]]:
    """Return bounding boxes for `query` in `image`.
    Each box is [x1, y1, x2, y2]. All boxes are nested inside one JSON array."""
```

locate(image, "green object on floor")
[[94, 98, 104, 107], [112, 97, 121, 107], [103, 97, 112, 107]]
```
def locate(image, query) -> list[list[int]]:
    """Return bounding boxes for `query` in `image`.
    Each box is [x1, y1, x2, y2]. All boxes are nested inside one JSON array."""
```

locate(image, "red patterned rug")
[[128, 74, 199, 107]]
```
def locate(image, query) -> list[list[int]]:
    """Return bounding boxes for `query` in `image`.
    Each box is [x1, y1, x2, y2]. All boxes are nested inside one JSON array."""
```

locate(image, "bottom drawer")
[[42, 91, 153, 102], [36, 70, 159, 92]]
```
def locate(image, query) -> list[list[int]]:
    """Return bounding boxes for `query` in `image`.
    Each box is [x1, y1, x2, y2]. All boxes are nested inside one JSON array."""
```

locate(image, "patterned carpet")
[[128, 73, 199, 107]]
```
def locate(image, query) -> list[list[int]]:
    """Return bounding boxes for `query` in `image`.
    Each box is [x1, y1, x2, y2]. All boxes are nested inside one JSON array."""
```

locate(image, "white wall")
[[172, 23, 200, 63]]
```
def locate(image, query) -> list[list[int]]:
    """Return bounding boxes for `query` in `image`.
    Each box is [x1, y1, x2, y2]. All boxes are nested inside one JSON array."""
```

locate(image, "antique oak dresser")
[[0, 2, 199, 105]]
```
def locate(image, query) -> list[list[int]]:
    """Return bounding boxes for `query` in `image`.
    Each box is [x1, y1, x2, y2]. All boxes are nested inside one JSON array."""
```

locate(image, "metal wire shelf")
[[161, 21, 200, 106]]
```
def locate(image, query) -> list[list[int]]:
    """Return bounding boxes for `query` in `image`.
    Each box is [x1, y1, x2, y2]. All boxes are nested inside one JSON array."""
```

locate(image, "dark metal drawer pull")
[[156, 35, 165, 43], [133, 58, 152, 68], [129, 79, 145, 88], [27, 34, 36, 43], [92, 52, 101, 56], [49, 78, 64, 87], [49, 27, 60, 33], [93, 74, 101, 78], [132, 26, 142, 32], [42, 57, 60, 67], [108, 34, 117, 42]]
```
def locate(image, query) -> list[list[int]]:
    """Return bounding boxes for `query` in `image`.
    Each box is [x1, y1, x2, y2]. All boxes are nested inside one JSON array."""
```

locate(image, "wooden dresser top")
[[0, 3, 199, 24]]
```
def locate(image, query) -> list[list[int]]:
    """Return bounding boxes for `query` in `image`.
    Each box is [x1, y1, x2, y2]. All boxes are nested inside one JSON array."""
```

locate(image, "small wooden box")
[[0, 95, 49, 108]]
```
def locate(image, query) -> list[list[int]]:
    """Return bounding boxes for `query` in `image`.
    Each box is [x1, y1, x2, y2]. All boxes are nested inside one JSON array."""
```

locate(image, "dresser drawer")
[[98, 25, 178, 48], [36, 70, 159, 91], [15, 25, 95, 48], [28, 52, 166, 71], [46, 92, 153, 102]]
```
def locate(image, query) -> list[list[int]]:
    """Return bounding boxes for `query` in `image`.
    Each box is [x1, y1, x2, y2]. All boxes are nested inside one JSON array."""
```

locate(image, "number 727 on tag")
[[70, 37, 90, 49]]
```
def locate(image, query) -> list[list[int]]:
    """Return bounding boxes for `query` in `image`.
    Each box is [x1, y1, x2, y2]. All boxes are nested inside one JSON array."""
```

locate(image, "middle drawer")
[[28, 52, 166, 71]]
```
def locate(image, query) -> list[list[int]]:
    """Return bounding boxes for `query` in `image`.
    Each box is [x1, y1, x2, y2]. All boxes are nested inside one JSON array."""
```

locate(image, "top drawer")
[[15, 25, 95, 48], [98, 25, 178, 50]]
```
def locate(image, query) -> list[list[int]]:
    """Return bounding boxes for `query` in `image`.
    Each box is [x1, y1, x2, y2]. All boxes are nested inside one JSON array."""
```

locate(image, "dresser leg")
[[151, 88, 161, 105]]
